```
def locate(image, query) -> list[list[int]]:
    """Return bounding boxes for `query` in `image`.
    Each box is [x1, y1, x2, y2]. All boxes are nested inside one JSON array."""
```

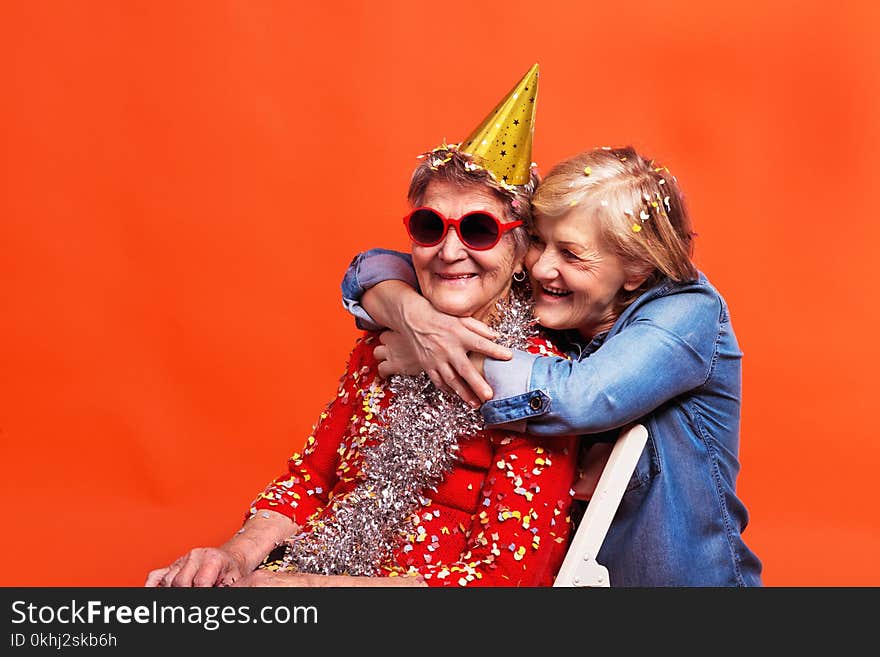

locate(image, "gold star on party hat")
[[457, 63, 539, 187]]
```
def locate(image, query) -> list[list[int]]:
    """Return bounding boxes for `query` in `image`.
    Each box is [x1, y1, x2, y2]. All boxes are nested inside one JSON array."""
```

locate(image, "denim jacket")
[[341, 248, 763, 586]]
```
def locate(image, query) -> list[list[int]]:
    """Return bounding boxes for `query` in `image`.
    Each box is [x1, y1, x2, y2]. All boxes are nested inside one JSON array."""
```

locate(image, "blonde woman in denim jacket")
[[339, 146, 763, 586]]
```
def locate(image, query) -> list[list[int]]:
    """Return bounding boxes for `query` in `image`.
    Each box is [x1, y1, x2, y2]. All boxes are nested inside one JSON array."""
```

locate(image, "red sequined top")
[[250, 333, 578, 587]]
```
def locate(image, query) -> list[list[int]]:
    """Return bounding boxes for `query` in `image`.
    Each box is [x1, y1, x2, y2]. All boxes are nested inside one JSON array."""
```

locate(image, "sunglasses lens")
[[460, 213, 501, 249], [408, 209, 445, 245]]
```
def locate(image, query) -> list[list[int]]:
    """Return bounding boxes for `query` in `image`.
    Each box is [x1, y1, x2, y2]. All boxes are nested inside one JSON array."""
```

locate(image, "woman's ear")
[[622, 265, 652, 291], [623, 275, 649, 291]]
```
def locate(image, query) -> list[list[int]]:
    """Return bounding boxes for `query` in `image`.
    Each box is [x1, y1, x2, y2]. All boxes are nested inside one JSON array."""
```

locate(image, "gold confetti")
[[632, 224, 642, 233], [583, 166, 592, 176]]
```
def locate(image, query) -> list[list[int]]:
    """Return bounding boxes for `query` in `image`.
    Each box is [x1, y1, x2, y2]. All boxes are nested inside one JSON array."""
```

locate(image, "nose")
[[528, 245, 558, 282], [437, 225, 468, 262]]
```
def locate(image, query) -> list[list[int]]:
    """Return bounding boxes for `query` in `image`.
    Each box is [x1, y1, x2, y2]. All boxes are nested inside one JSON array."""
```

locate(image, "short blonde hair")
[[532, 146, 698, 305]]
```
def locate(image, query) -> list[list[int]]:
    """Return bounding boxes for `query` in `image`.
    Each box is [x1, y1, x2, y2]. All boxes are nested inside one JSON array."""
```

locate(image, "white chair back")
[[553, 423, 648, 587]]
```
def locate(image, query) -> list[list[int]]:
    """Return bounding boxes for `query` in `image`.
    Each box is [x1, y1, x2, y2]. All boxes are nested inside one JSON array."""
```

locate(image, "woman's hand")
[[372, 291, 512, 407], [145, 509, 296, 587], [145, 547, 246, 588], [232, 570, 427, 587], [230, 569, 312, 587]]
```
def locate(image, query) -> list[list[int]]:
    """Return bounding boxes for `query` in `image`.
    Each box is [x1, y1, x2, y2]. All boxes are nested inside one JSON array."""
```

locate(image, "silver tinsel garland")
[[278, 282, 538, 576]]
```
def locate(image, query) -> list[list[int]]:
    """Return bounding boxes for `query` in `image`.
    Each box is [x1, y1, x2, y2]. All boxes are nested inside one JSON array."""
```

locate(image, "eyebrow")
[[558, 240, 599, 254]]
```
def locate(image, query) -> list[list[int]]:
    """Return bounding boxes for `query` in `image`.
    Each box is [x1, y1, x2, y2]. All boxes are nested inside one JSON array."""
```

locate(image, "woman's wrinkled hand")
[[373, 294, 512, 407], [144, 547, 246, 588], [231, 569, 313, 587], [232, 571, 428, 587]]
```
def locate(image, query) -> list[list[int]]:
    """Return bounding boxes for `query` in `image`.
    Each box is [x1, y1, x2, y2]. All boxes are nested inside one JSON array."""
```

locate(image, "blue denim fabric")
[[341, 249, 417, 331], [340, 248, 763, 586]]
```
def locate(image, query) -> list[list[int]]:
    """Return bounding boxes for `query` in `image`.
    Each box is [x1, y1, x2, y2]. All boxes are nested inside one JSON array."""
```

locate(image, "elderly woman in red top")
[[145, 65, 578, 588]]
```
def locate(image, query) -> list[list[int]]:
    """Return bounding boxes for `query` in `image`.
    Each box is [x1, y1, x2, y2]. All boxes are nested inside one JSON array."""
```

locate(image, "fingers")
[[144, 567, 170, 587], [456, 318, 511, 361], [168, 549, 219, 588], [379, 358, 414, 379], [192, 557, 223, 588], [149, 549, 233, 587], [378, 330, 420, 376], [377, 317, 507, 403], [426, 369, 455, 398], [459, 317, 500, 341], [453, 357, 494, 403], [464, 333, 513, 361], [437, 363, 481, 409], [158, 563, 182, 588], [217, 566, 242, 587], [169, 553, 201, 588], [377, 360, 392, 380], [230, 570, 269, 587]]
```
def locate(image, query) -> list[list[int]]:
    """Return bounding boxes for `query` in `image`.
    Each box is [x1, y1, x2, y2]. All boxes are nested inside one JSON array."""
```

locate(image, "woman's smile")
[[536, 284, 572, 299], [434, 271, 478, 285]]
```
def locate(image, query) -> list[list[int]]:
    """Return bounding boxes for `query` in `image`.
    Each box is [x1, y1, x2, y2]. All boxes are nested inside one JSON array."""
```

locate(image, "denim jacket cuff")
[[481, 350, 548, 427], [342, 298, 384, 332], [341, 250, 417, 330]]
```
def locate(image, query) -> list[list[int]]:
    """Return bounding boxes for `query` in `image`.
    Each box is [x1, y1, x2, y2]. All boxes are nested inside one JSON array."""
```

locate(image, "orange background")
[[2, 1, 878, 586]]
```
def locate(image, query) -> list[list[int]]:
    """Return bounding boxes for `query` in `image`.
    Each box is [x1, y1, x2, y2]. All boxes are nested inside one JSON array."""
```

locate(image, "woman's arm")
[[480, 287, 726, 435], [342, 248, 513, 405], [231, 570, 428, 587]]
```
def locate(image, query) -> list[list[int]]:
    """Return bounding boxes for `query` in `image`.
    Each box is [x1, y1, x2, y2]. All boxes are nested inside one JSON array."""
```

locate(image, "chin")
[[432, 300, 477, 317], [532, 305, 568, 330]]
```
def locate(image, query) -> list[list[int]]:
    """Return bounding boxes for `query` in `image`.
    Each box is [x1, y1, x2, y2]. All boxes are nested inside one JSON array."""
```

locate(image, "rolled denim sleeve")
[[340, 248, 418, 331], [481, 289, 723, 436], [480, 349, 545, 432]]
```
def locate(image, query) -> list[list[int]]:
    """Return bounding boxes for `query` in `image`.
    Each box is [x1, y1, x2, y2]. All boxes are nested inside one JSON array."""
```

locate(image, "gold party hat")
[[459, 63, 539, 186]]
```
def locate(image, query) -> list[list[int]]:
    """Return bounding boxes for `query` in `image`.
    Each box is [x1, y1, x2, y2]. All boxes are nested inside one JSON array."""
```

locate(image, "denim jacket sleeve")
[[481, 286, 724, 435], [340, 248, 418, 331]]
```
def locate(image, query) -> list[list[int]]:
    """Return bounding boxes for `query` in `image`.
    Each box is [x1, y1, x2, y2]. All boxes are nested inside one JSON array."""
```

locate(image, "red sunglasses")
[[403, 207, 522, 251]]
